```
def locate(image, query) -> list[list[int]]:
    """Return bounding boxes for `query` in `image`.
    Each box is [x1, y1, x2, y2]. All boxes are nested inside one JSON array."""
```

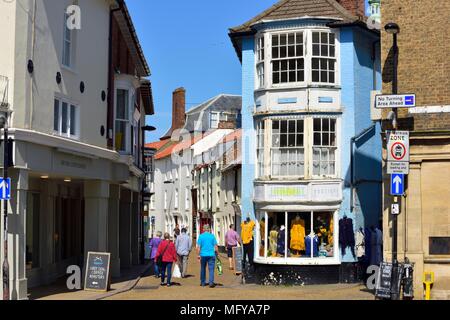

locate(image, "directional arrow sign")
[[0, 177, 11, 200], [375, 94, 416, 108], [390, 174, 404, 196]]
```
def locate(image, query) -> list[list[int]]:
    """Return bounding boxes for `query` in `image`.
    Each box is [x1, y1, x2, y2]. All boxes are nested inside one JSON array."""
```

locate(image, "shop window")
[[259, 211, 334, 260], [271, 32, 304, 84], [26, 193, 40, 270], [271, 119, 305, 177]]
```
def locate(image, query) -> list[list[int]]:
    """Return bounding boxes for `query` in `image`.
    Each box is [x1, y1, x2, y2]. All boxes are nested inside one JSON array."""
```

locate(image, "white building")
[[0, 0, 154, 299]]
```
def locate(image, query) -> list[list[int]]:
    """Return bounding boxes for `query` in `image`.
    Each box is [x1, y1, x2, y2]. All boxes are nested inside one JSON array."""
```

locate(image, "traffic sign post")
[[387, 131, 410, 174], [0, 177, 11, 200]]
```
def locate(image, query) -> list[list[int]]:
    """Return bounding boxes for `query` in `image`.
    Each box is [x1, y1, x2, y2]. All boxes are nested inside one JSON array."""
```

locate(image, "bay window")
[[312, 118, 337, 177], [257, 117, 338, 179], [53, 97, 79, 138], [256, 36, 265, 88], [271, 32, 304, 84], [311, 31, 336, 83], [271, 119, 305, 177]]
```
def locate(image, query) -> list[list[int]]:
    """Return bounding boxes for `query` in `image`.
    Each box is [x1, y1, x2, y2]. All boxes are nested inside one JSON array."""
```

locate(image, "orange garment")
[[290, 218, 306, 251], [328, 215, 334, 244], [241, 220, 255, 244]]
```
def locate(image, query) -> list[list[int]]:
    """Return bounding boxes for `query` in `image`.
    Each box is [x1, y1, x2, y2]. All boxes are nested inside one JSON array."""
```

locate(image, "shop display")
[[277, 225, 286, 256], [355, 228, 365, 258], [305, 233, 319, 257], [290, 215, 306, 254], [339, 216, 355, 257], [370, 226, 383, 266], [269, 226, 278, 257]]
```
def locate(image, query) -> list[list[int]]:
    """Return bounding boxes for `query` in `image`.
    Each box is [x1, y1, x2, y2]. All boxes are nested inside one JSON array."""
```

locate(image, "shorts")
[[227, 245, 236, 258]]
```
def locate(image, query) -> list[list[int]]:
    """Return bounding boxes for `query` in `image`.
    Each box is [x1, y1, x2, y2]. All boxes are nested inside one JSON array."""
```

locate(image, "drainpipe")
[[372, 39, 380, 90], [350, 124, 377, 212]]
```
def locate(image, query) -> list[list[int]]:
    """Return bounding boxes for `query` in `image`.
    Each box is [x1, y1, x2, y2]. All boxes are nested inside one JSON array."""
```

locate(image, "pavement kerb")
[[89, 264, 152, 300]]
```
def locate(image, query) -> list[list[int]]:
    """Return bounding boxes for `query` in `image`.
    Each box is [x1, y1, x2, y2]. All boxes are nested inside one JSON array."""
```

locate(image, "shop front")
[[252, 180, 343, 284]]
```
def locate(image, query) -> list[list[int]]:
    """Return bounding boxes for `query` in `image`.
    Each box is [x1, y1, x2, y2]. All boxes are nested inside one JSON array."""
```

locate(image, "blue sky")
[[126, 0, 370, 142]]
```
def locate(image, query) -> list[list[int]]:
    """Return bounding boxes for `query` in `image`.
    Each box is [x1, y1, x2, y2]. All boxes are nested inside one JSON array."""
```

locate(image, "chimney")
[[160, 87, 186, 140], [335, 0, 366, 18]]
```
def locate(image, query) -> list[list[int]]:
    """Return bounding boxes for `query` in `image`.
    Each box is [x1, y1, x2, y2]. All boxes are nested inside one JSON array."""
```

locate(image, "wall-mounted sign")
[[375, 94, 416, 109], [387, 131, 410, 174]]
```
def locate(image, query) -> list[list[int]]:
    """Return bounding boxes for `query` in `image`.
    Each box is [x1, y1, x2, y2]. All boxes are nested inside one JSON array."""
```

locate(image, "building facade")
[[0, 0, 153, 299], [381, 0, 450, 300], [229, 0, 383, 284]]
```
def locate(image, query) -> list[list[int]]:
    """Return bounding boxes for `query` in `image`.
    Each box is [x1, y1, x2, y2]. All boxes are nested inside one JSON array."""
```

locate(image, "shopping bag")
[[216, 255, 223, 276], [172, 263, 182, 278]]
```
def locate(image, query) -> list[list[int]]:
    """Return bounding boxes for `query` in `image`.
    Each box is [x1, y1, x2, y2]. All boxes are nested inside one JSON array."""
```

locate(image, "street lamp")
[[140, 125, 156, 264], [385, 22, 401, 300]]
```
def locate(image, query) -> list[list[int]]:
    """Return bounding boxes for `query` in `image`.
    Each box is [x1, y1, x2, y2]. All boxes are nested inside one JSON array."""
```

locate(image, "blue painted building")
[[229, 0, 382, 284]]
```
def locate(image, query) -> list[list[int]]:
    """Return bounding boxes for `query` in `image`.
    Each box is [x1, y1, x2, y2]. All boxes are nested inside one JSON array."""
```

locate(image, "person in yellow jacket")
[[241, 217, 255, 269]]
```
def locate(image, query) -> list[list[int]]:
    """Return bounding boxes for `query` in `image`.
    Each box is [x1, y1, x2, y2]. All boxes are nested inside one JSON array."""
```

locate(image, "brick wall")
[[381, 0, 450, 131], [336, 0, 366, 18]]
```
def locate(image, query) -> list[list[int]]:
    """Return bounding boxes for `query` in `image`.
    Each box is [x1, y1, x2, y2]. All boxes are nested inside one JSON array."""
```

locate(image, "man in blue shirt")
[[196, 224, 218, 288]]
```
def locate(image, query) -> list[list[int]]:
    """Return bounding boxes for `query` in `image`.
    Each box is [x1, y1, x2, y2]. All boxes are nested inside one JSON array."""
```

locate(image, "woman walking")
[[149, 231, 162, 278], [155, 233, 177, 287]]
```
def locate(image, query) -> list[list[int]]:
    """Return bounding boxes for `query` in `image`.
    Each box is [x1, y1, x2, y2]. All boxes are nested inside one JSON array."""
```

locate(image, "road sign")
[[391, 203, 400, 215], [387, 131, 410, 174], [0, 178, 11, 200], [375, 94, 416, 109], [387, 161, 409, 174], [390, 174, 404, 196]]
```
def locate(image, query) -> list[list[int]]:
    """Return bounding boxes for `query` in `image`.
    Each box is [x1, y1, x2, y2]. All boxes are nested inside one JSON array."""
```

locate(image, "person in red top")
[[155, 233, 178, 286]]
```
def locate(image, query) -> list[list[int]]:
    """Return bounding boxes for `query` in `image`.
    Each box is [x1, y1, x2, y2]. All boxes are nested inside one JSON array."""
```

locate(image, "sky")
[[126, 0, 370, 143]]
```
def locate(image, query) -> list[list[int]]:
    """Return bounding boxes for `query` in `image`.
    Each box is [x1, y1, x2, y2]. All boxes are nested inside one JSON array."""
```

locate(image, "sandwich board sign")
[[84, 252, 111, 292], [232, 246, 243, 275], [387, 131, 410, 174]]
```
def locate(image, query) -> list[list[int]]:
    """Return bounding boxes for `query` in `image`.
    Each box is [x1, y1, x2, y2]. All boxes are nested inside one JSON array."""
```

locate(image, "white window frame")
[[256, 35, 265, 89], [53, 96, 80, 139], [261, 116, 340, 179], [256, 121, 265, 178], [164, 190, 168, 210], [254, 210, 339, 265], [185, 187, 190, 210], [269, 31, 305, 86], [114, 81, 136, 154], [311, 117, 338, 178], [174, 189, 179, 210], [311, 30, 337, 84]]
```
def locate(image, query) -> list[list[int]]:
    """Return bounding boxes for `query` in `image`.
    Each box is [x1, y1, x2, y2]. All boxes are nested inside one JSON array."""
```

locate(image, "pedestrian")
[[196, 224, 218, 288], [175, 227, 192, 278], [241, 216, 255, 270], [154, 232, 177, 287], [173, 224, 181, 239], [149, 231, 162, 278], [224, 224, 240, 270]]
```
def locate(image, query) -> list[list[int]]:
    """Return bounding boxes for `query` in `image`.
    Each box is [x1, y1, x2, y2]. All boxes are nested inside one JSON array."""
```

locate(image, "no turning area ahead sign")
[[375, 94, 416, 109]]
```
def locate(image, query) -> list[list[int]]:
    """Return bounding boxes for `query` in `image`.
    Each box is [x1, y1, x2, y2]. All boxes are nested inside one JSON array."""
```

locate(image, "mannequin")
[[259, 217, 266, 256], [269, 226, 278, 257], [290, 215, 305, 255], [305, 231, 319, 257], [277, 225, 286, 256]]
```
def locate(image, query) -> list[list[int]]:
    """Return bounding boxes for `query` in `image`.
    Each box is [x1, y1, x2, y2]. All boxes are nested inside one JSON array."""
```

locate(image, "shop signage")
[[232, 246, 243, 275], [387, 131, 410, 174], [255, 182, 342, 203], [375, 262, 393, 299], [375, 94, 416, 109], [270, 186, 307, 198], [84, 252, 111, 292], [0, 177, 11, 200], [311, 183, 341, 202]]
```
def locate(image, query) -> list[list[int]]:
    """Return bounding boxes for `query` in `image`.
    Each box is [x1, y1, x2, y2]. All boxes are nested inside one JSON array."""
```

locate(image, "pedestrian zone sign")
[[0, 177, 11, 200]]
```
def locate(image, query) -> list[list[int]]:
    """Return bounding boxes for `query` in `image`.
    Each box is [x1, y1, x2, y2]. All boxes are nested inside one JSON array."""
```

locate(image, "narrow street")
[[107, 252, 374, 300]]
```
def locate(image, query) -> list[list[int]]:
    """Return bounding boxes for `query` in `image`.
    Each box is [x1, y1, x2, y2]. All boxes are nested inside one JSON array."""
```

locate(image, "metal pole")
[[140, 132, 145, 264], [391, 32, 399, 300], [2, 125, 9, 300]]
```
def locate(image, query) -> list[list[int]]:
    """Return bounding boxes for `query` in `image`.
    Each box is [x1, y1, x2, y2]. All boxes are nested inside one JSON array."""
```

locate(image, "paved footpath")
[[107, 252, 375, 300]]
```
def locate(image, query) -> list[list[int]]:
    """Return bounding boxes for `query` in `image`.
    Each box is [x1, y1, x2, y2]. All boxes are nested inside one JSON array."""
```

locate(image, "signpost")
[[84, 252, 111, 292], [375, 94, 416, 109]]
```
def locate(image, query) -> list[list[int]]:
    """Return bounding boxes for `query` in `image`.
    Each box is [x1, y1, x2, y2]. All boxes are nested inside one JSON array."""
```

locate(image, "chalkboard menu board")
[[232, 246, 243, 275], [375, 262, 392, 299], [84, 252, 111, 292]]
